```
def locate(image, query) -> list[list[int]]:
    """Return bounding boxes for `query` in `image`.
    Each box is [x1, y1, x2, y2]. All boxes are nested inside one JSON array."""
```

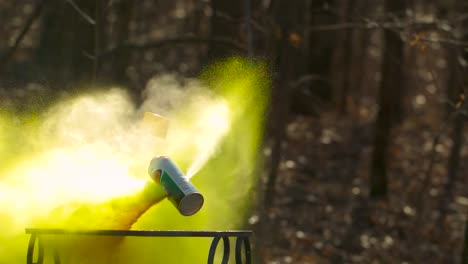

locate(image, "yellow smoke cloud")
[[0, 57, 269, 263]]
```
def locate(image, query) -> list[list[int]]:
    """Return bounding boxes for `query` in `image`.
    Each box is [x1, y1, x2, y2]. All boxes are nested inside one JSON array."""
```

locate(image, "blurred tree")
[[0, 0, 467, 261], [289, 0, 327, 116], [35, 0, 96, 87], [440, 0, 467, 224], [0, 0, 45, 73], [463, 216, 468, 263], [331, 0, 356, 114], [264, 0, 301, 208], [110, 0, 134, 86], [93, 0, 105, 82], [208, 0, 243, 59], [347, 0, 370, 113], [291, 0, 335, 116], [369, 0, 405, 199]]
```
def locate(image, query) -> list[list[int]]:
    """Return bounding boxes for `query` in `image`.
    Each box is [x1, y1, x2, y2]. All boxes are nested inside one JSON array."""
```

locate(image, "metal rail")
[[25, 229, 252, 264]]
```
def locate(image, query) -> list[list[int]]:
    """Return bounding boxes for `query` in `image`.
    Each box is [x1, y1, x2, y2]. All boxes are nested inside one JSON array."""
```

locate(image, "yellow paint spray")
[[0, 57, 270, 263]]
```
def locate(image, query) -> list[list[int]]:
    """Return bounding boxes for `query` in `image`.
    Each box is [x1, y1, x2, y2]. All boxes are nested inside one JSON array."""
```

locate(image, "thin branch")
[[0, 0, 46, 70], [415, 57, 451, 215], [303, 20, 468, 48], [94, 0, 105, 82], [419, 37, 468, 47], [65, 0, 95, 25], [414, 52, 467, 229], [214, 10, 267, 34], [306, 22, 367, 31], [289, 74, 324, 90], [98, 36, 246, 59], [415, 122, 447, 214], [81, 50, 94, 60], [304, 21, 439, 32]]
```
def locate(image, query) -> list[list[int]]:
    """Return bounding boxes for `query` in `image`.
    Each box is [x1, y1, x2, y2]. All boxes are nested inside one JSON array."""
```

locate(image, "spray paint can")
[[148, 156, 204, 216]]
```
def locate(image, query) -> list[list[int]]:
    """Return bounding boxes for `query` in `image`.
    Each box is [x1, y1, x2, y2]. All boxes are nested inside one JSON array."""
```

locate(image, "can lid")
[[178, 192, 204, 216]]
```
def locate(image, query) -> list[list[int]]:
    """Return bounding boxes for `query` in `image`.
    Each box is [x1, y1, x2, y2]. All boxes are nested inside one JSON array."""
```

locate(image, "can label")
[[149, 156, 204, 215], [160, 170, 184, 202]]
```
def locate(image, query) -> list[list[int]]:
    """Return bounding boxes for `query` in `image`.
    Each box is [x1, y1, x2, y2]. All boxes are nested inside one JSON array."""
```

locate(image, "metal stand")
[[25, 229, 252, 264]]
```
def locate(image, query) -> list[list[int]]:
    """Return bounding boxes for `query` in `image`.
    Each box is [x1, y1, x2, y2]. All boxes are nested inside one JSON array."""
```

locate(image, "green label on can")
[[160, 171, 184, 202]]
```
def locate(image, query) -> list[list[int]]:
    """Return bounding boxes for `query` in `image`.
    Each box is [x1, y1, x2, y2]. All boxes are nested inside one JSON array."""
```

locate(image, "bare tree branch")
[[302, 19, 468, 48], [214, 10, 267, 34], [0, 0, 46, 71], [65, 0, 95, 25], [306, 22, 368, 31], [304, 21, 440, 32], [418, 36, 468, 47], [98, 36, 246, 59], [289, 74, 324, 90], [94, 0, 105, 82]]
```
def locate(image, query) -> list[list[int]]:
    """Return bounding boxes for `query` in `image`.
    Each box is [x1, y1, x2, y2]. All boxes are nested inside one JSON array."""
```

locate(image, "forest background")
[[0, 0, 467, 263]]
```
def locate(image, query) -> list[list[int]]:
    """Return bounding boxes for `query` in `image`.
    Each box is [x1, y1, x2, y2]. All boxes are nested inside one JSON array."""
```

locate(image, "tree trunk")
[[208, 0, 243, 60], [369, 0, 405, 199], [264, 0, 300, 209], [111, 0, 134, 86], [35, 0, 96, 87], [94, 0, 105, 83], [463, 216, 468, 264], [439, 0, 467, 223], [348, 0, 370, 114], [446, 96, 465, 211], [440, 113, 464, 217], [331, 0, 356, 114]]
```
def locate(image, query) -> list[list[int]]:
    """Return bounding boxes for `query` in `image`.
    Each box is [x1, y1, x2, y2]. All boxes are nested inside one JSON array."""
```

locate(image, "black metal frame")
[[25, 228, 252, 264]]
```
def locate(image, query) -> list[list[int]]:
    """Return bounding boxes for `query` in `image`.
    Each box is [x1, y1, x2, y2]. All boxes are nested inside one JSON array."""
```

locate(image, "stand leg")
[[53, 247, 61, 264], [208, 236, 230, 264], [26, 234, 44, 264], [235, 237, 251, 264]]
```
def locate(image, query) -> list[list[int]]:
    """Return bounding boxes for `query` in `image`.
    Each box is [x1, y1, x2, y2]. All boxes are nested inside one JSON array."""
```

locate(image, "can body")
[[148, 156, 204, 216]]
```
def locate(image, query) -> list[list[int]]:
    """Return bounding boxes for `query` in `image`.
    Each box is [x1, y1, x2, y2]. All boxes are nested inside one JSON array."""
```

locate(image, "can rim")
[[178, 192, 204, 216]]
